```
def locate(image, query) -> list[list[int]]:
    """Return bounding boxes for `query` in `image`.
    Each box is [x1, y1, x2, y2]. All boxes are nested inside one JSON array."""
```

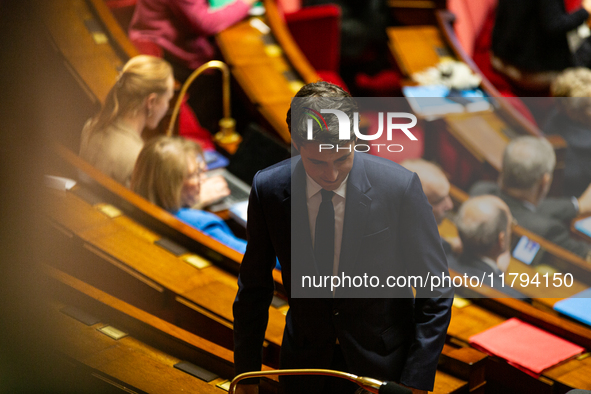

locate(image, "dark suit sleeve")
[[233, 172, 277, 375], [543, 219, 591, 258], [469, 180, 499, 196], [397, 174, 454, 390], [538, 197, 578, 222], [538, 0, 589, 34]]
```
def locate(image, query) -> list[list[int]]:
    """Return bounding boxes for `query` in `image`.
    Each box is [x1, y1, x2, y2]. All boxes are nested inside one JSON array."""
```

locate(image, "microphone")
[[379, 381, 412, 394], [228, 369, 412, 394]]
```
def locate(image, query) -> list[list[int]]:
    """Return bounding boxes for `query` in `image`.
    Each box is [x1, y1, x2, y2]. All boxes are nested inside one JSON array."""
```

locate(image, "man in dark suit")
[[451, 195, 525, 298], [233, 82, 453, 394], [470, 136, 591, 261]]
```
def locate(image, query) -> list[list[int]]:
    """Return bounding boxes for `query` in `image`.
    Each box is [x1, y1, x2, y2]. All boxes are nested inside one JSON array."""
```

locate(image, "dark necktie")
[[314, 189, 335, 276]]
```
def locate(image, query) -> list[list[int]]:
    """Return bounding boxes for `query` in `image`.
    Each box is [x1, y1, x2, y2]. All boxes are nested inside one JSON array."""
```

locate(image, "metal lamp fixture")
[[167, 60, 241, 153]]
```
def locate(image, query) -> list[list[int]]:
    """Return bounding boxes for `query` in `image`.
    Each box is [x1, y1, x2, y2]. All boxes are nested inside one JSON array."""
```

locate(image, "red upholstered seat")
[[280, 3, 349, 91], [315, 70, 348, 91], [564, 0, 582, 13], [178, 99, 216, 151], [283, 4, 342, 75], [105, 0, 137, 31], [129, 38, 163, 58], [362, 111, 425, 164]]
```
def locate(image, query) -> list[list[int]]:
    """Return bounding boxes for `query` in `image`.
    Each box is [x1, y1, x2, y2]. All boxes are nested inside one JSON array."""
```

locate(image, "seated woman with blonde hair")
[[131, 136, 246, 253], [80, 55, 174, 186]]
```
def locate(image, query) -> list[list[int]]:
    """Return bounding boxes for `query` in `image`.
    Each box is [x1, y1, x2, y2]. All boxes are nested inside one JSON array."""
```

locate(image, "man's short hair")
[[501, 136, 555, 190], [287, 81, 357, 146], [401, 159, 448, 190], [456, 196, 509, 256]]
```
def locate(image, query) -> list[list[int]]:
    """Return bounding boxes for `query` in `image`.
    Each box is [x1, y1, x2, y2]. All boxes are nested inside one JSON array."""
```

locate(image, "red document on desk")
[[469, 318, 584, 376]]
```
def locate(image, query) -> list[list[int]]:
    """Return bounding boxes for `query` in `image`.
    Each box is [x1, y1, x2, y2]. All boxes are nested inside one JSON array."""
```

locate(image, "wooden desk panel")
[[45, 187, 286, 359], [544, 357, 591, 391], [37, 0, 126, 103], [448, 303, 505, 342], [432, 370, 467, 394], [47, 188, 112, 234], [258, 100, 293, 139], [46, 264, 237, 366], [444, 112, 510, 171], [216, 20, 275, 65], [51, 311, 221, 394], [505, 259, 587, 303], [262, 0, 317, 84], [217, 1, 318, 144], [47, 280, 227, 393], [231, 62, 297, 104], [83, 226, 217, 295], [387, 25, 451, 76]]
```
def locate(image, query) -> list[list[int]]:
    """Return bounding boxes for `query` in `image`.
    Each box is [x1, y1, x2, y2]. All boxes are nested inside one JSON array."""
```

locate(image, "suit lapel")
[[338, 154, 372, 276], [287, 158, 318, 274]]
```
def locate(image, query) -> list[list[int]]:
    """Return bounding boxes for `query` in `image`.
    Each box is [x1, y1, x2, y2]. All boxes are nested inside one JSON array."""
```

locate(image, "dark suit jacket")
[[233, 153, 453, 392], [470, 181, 590, 259], [492, 0, 588, 72], [543, 110, 591, 197], [447, 254, 527, 299]]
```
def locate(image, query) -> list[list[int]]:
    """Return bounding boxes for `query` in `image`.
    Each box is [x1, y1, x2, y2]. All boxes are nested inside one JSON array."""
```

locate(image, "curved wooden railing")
[[262, 0, 318, 84], [87, 0, 139, 59]]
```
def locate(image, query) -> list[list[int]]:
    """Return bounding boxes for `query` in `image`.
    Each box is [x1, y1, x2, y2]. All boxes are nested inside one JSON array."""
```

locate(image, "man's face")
[[425, 179, 453, 225], [497, 204, 513, 273], [295, 141, 355, 191]]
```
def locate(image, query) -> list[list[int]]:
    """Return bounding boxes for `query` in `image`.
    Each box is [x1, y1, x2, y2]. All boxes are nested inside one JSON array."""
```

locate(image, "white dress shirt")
[[306, 174, 348, 276]]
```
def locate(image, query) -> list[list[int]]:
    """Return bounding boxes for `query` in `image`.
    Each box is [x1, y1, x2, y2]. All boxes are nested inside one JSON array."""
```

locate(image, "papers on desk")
[[229, 200, 248, 228], [469, 317, 584, 377], [209, 0, 264, 15], [574, 216, 591, 238], [45, 175, 76, 191], [403, 85, 491, 119], [554, 288, 591, 327]]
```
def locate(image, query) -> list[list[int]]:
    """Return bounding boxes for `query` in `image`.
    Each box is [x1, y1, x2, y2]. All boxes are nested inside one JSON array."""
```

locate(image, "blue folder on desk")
[[402, 85, 491, 118], [574, 216, 591, 238], [553, 288, 591, 327]]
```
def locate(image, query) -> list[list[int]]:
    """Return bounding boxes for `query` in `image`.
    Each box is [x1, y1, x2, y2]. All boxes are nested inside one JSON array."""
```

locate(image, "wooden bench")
[[44, 265, 284, 393], [45, 265, 480, 393], [44, 182, 287, 367]]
